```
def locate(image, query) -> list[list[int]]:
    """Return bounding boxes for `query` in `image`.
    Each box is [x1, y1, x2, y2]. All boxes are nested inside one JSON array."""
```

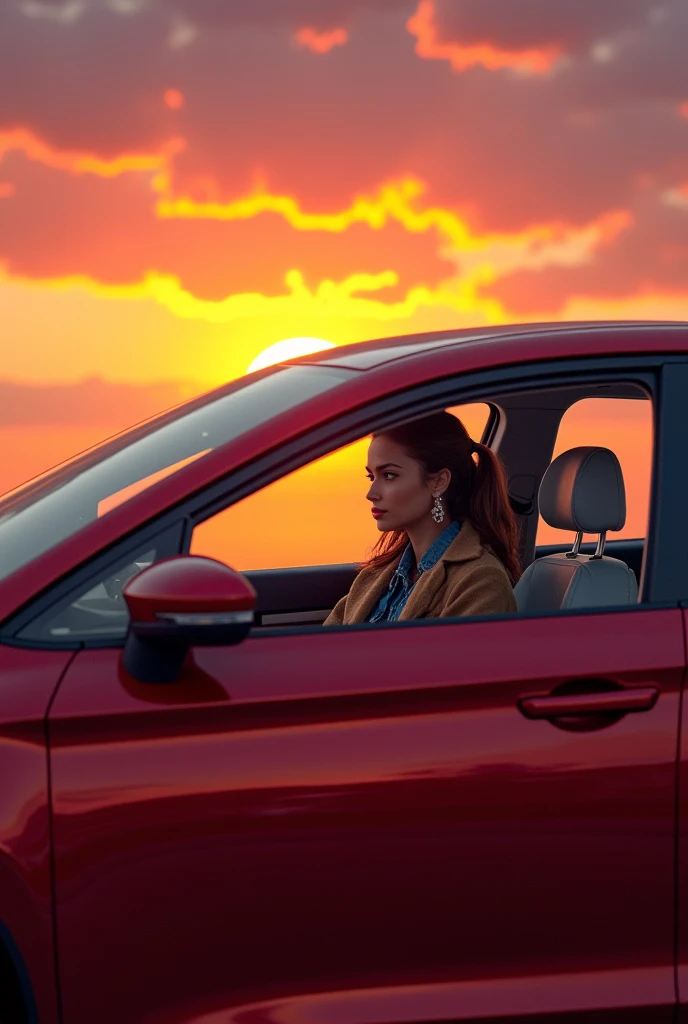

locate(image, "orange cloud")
[[157, 176, 632, 273], [158, 177, 455, 235], [163, 88, 185, 110], [0, 263, 432, 323], [407, 0, 560, 75], [0, 120, 636, 331], [2, 126, 629, 265], [559, 292, 688, 321], [0, 199, 634, 329], [0, 125, 636, 334], [0, 127, 184, 179], [295, 26, 349, 54]]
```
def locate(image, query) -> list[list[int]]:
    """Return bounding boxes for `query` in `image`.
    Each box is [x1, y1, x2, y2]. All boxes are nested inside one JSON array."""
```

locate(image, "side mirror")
[[121, 555, 257, 684]]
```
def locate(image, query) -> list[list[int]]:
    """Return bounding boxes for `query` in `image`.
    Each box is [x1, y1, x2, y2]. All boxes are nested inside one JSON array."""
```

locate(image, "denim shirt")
[[367, 519, 461, 623]]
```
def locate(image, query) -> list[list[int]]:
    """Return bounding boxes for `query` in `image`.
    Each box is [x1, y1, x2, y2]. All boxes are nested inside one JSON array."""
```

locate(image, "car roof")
[[287, 320, 688, 371]]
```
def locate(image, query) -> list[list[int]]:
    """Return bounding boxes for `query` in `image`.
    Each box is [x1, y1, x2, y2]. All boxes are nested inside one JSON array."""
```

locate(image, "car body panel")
[[293, 320, 688, 370], [48, 608, 682, 1023], [1, 322, 686, 625], [143, 977, 672, 1024], [676, 608, 688, 1015], [0, 645, 74, 1024]]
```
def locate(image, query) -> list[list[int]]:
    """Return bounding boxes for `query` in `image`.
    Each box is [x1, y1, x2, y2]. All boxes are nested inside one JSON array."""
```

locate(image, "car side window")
[[536, 398, 653, 546], [17, 546, 159, 643], [189, 404, 490, 571]]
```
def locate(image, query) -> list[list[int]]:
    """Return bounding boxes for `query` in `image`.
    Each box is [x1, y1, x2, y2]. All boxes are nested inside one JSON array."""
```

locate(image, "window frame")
[[3, 353, 680, 650]]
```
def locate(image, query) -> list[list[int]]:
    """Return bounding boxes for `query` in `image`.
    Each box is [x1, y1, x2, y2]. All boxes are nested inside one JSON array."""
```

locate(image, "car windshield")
[[0, 365, 350, 583]]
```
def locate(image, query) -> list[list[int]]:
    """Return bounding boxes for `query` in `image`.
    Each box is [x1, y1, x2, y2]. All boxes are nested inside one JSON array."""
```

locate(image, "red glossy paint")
[[123, 555, 257, 622], [47, 609, 682, 1023], [0, 644, 75, 1024], [1, 323, 687, 1023], [676, 609, 688, 1022], [2, 323, 687, 622]]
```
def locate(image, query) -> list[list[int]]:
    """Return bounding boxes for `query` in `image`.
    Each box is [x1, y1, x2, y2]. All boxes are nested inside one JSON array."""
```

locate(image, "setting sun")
[[246, 337, 336, 373]]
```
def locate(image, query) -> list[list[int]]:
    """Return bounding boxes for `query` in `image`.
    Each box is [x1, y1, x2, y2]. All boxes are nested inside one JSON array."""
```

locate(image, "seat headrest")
[[539, 447, 626, 534]]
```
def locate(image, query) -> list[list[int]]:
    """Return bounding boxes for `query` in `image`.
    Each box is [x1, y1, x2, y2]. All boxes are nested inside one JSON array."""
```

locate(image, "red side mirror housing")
[[122, 556, 257, 683]]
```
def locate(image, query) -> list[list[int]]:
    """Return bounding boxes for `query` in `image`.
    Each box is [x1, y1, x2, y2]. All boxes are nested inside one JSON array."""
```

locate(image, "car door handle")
[[518, 686, 659, 719]]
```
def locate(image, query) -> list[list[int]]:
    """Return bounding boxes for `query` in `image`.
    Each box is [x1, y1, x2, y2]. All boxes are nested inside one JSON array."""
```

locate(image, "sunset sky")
[[1, 0, 685, 552]]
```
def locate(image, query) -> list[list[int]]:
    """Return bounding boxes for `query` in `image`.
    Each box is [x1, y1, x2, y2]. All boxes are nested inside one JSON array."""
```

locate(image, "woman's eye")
[[384, 472, 396, 480]]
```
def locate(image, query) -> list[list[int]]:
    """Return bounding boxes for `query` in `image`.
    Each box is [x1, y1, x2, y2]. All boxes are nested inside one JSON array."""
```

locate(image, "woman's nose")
[[366, 482, 379, 502]]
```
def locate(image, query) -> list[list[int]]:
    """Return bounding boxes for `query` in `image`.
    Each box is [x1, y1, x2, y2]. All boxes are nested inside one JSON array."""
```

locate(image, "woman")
[[324, 411, 520, 626]]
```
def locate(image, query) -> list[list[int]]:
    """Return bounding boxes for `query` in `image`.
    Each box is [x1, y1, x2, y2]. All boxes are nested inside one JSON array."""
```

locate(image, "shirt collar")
[[395, 519, 461, 586]]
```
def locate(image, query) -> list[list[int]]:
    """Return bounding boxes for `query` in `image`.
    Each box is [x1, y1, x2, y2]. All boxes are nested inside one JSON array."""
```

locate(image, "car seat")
[[513, 446, 638, 613]]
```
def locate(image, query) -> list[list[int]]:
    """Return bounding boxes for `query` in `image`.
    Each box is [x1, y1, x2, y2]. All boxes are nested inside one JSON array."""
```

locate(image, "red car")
[[1, 321, 688, 1024]]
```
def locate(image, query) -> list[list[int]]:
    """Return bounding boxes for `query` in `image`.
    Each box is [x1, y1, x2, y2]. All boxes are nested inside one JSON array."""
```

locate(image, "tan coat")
[[324, 520, 517, 626]]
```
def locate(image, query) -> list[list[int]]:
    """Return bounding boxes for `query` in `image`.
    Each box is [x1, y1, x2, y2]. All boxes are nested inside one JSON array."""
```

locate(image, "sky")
[[0, 0, 684, 554]]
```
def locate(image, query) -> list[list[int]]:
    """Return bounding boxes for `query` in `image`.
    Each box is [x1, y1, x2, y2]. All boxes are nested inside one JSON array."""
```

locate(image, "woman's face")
[[365, 435, 444, 533]]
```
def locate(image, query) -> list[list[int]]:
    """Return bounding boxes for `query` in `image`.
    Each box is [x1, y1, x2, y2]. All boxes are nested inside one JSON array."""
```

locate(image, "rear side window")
[[536, 398, 653, 546]]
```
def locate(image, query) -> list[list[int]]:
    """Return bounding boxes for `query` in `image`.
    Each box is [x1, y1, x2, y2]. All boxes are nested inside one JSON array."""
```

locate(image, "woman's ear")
[[431, 468, 451, 495]]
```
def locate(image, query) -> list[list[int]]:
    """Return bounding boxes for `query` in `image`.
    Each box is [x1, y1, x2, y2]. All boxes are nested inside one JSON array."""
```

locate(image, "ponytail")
[[361, 413, 522, 583], [470, 442, 522, 585]]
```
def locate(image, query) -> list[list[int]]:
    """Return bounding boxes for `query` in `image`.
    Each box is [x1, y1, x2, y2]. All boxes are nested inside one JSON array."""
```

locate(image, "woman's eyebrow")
[[365, 462, 403, 472]]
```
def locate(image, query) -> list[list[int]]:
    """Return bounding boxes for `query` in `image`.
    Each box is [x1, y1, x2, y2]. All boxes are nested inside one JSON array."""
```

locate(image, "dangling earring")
[[431, 494, 445, 524]]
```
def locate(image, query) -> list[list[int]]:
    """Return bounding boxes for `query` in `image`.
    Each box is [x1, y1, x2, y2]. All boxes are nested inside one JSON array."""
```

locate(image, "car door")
[[47, 606, 681, 1024], [673, 363, 688, 1024], [0, 645, 71, 1024]]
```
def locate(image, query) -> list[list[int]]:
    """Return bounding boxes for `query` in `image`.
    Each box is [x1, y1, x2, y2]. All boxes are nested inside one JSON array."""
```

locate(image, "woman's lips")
[[371, 508, 387, 518]]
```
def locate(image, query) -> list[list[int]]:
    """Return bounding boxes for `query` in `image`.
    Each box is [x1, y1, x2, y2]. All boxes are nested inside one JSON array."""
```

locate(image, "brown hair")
[[362, 411, 521, 584]]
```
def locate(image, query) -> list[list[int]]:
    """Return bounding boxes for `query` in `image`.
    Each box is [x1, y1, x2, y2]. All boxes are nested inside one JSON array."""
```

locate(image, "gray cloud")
[[430, 0, 659, 54], [15, 0, 414, 31], [166, 0, 411, 32]]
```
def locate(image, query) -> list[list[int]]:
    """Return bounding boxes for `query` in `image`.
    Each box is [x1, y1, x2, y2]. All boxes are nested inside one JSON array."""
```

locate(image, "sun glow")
[[246, 337, 336, 373]]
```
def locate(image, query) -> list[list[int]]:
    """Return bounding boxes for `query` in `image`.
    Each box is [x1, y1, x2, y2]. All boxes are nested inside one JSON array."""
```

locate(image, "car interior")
[[245, 380, 650, 629]]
